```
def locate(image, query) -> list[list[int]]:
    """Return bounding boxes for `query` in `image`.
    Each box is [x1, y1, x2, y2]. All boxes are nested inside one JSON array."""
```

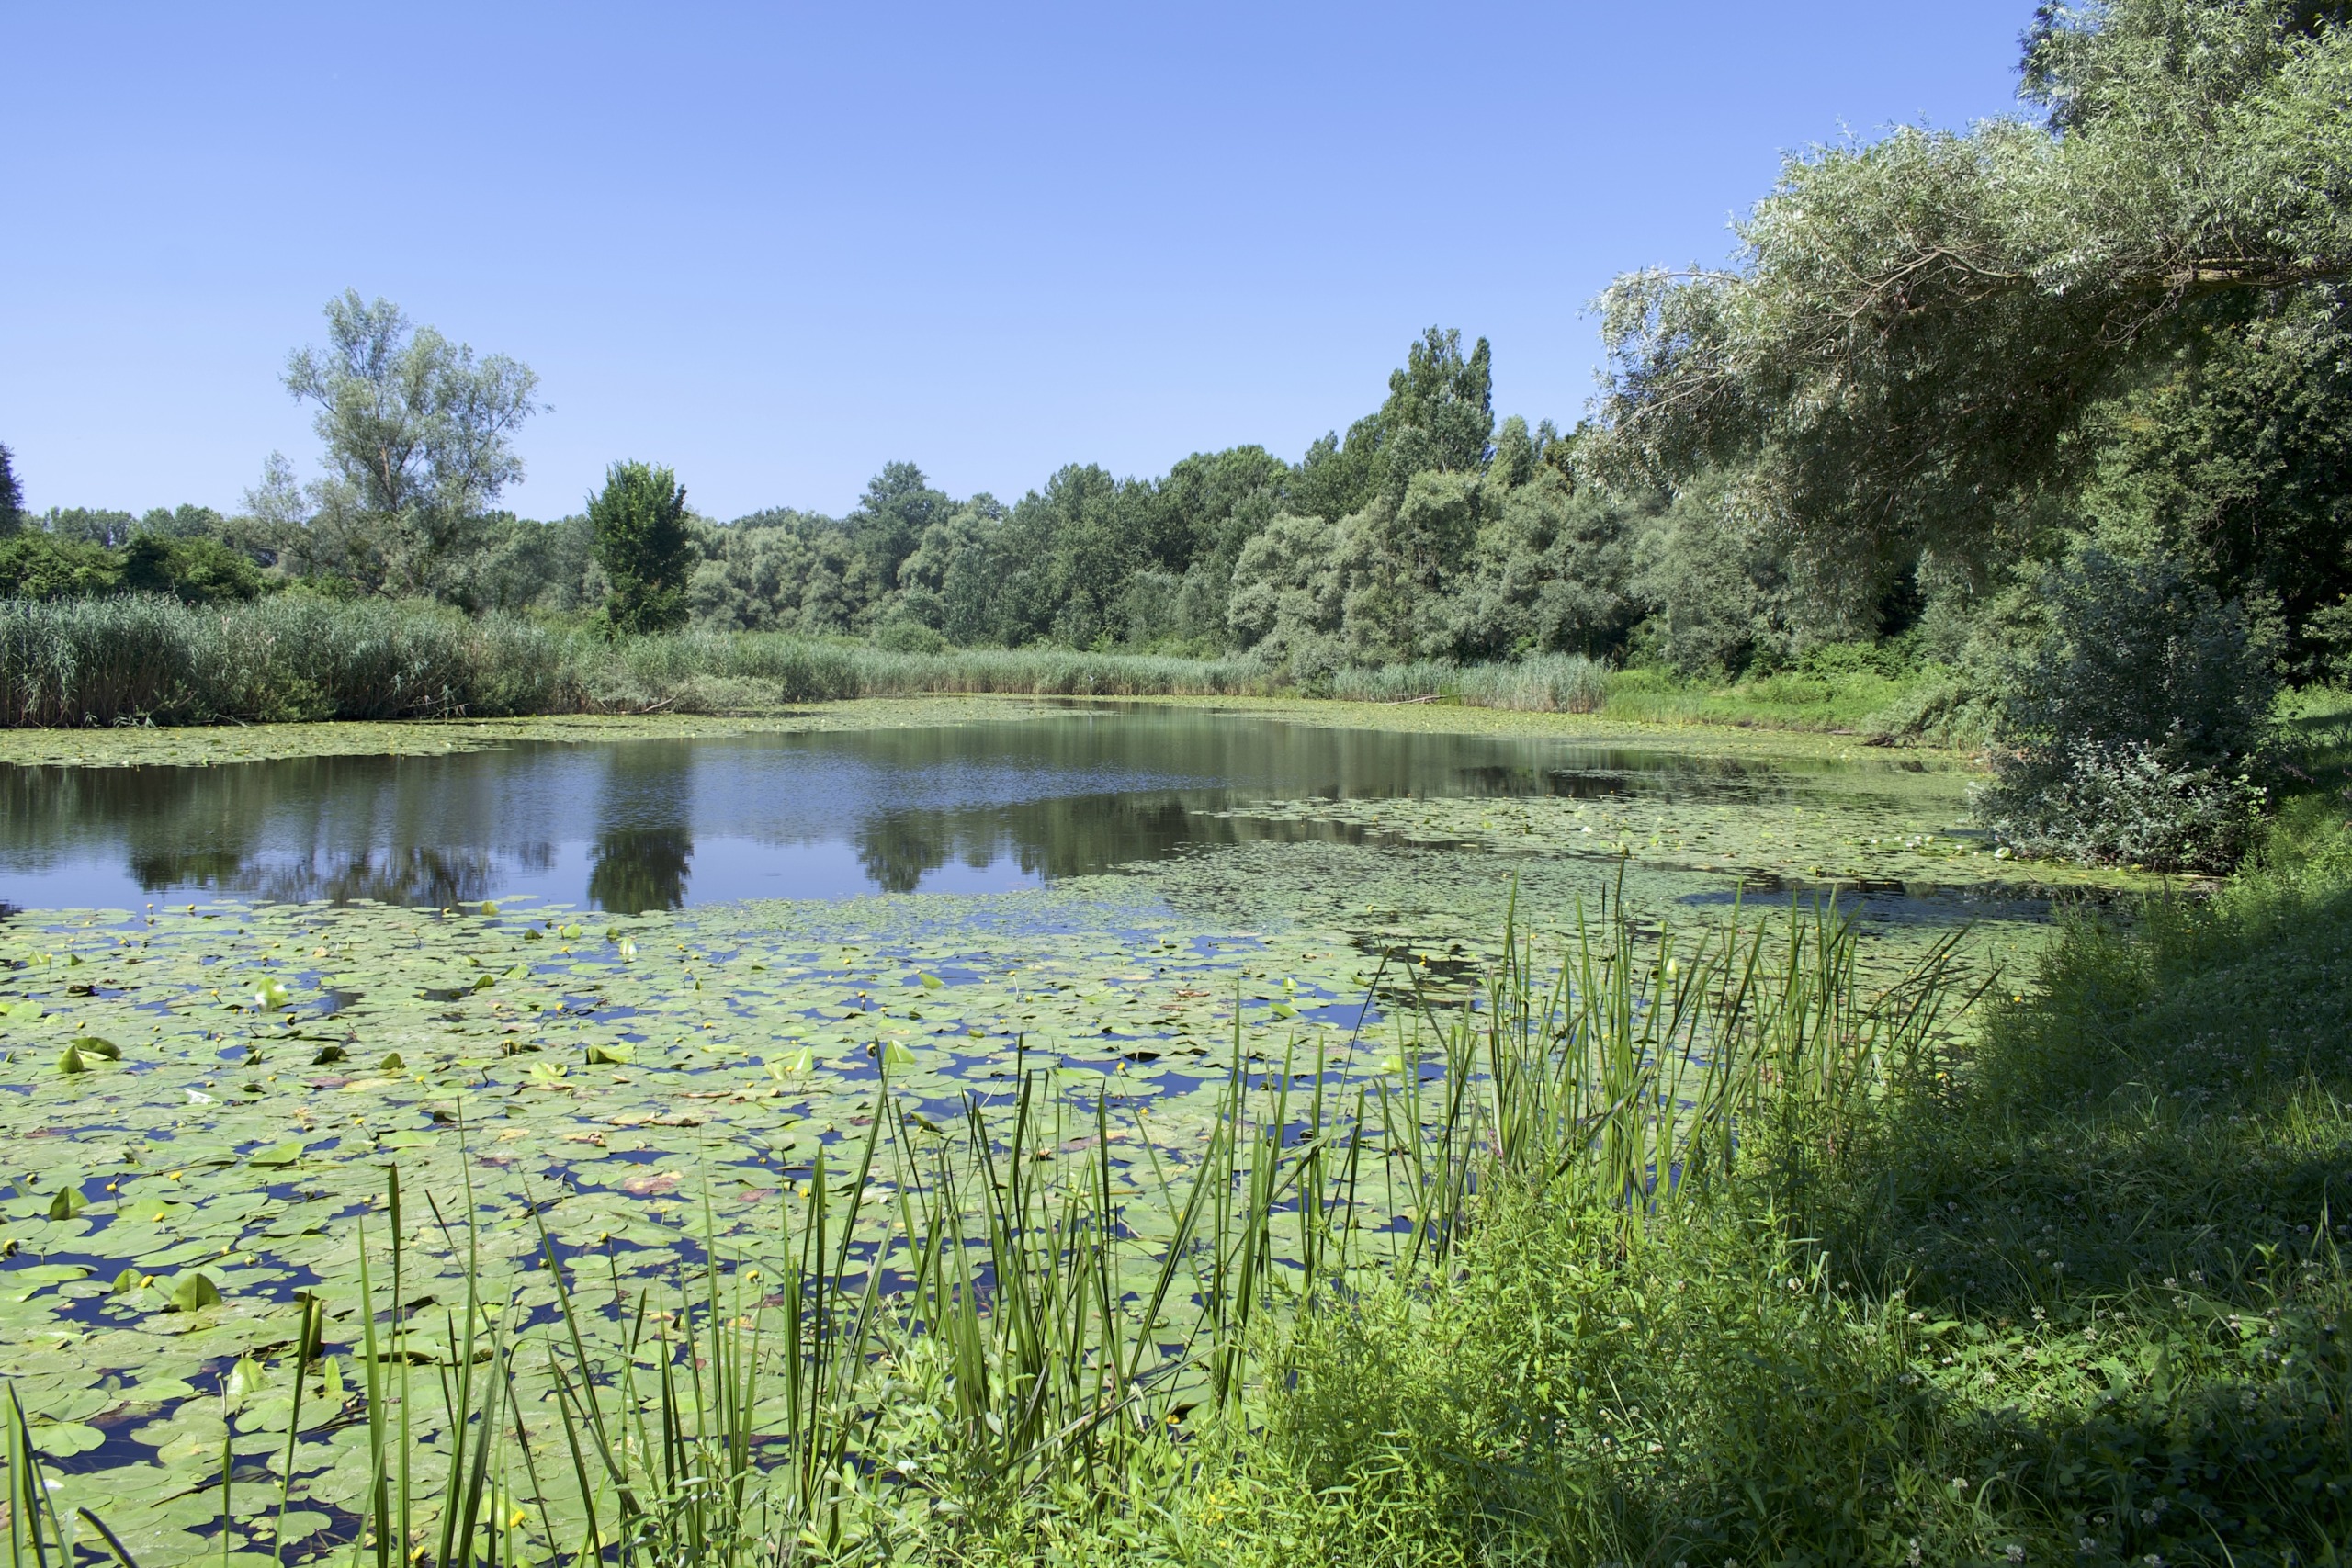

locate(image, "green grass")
[[1597, 660, 1958, 735]]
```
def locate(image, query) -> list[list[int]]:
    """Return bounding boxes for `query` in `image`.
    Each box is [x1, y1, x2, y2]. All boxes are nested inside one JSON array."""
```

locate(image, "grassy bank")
[[0, 595, 1948, 733], [1189, 803, 2352, 1568]]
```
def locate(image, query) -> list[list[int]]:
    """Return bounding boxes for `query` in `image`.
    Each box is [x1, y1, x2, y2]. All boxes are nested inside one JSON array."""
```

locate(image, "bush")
[[1974, 549, 2278, 871], [118, 533, 267, 604], [871, 617, 946, 654], [0, 531, 119, 600]]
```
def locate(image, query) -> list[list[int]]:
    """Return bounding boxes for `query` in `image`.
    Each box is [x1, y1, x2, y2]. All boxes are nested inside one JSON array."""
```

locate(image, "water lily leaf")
[[917, 973, 944, 990], [30, 1422, 105, 1458], [311, 1044, 347, 1065], [47, 1184, 87, 1220], [253, 980, 293, 1010], [879, 1041, 917, 1070], [586, 1045, 632, 1066], [72, 1035, 122, 1059], [167, 1272, 222, 1312], [15, 1263, 92, 1286], [247, 1141, 305, 1168], [378, 1052, 404, 1070], [109, 1268, 149, 1294], [59, 1043, 87, 1074], [226, 1353, 266, 1403]]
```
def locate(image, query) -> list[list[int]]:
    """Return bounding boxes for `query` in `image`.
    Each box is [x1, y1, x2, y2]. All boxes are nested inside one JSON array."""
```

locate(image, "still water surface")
[[0, 705, 1962, 913]]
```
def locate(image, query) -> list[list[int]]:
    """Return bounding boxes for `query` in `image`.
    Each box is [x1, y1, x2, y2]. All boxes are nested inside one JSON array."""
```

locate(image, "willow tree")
[[1592, 0, 2352, 623]]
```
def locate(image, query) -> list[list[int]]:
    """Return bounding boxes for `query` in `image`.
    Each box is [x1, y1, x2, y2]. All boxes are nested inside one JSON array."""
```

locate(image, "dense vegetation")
[[3, 9, 2349, 1562], [9, 0, 2350, 872]]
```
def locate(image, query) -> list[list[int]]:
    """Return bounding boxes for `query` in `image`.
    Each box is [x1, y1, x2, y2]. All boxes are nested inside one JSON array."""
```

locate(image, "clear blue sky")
[[2, 3, 2032, 522]]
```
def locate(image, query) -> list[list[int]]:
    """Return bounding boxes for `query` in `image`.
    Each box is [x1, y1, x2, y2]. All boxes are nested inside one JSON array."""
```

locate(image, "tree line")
[[5, 0, 2348, 867]]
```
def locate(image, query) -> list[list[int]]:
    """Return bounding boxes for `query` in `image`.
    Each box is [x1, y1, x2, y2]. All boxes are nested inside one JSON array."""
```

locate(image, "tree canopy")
[[1593, 0, 2352, 620], [0, 443, 22, 535], [590, 461, 694, 635]]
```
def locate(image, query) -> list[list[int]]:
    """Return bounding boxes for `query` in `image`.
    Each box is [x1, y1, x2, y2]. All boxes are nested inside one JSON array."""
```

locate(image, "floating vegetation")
[[0, 885, 1967, 1565]]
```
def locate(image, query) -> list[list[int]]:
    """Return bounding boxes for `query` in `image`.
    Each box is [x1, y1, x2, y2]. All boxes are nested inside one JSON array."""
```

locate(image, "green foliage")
[[1597, 0, 2352, 615], [2075, 292, 2352, 667], [1292, 326, 1494, 523], [0, 532, 119, 601], [588, 460, 694, 635], [0, 442, 21, 535], [1976, 548, 2279, 868], [117, 533, 266, 604], [0, 596, 571, 726], [278, 291, 540, 598]]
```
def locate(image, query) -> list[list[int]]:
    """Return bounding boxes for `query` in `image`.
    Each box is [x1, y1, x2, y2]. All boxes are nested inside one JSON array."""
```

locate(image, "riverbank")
[[0, 595, 1958, 743], [0, 688, 1973, 771]]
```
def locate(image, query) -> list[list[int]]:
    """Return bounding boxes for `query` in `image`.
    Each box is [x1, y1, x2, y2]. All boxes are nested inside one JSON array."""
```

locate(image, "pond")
[[0, 701, 2129, 1564], [6, 702, 2026, 918]]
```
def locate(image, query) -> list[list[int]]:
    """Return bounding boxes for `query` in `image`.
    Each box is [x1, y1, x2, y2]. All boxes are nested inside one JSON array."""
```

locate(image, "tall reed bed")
[[0, 598, 573, 727], [577, 634, 1280, 709], [1326, 652, 1611, 713], [1, 596, 1630, 728], [3, 897, 1961, 1567]]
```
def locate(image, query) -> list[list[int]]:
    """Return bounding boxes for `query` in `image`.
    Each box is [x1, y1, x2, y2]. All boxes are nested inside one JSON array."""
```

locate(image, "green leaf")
[[71, 1035, 121, 1059], [586, 1045, 633, 1066], [247, 1141, 305, 1168], [168, 1272, 222, 1313], [311, 1044, 347, 1065], [378, 1052, 404, 1070], [47, 1184, 86, 1220], [59, 1043, 87, 1074]]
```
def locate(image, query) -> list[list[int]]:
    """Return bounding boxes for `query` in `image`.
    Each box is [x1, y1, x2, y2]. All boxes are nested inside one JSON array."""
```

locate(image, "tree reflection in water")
[[587, 827, 694, 913], [0, 707, 1867, 911]]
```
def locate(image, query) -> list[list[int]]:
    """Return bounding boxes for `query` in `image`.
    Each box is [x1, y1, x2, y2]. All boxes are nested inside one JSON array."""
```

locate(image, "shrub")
[[872, 617, 946, 654], [0, 531, 119, 600], [118, 533, 267, 604], [1974, 549, 2278, 871]]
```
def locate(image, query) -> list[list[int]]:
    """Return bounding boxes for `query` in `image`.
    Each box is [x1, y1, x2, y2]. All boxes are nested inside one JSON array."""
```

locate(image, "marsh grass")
[[6, 597, 1900, 733], [0, 599, 572, 727]]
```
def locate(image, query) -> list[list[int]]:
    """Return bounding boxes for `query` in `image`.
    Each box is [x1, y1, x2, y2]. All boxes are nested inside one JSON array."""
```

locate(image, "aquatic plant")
[[0, 894, 1959, 1565]]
